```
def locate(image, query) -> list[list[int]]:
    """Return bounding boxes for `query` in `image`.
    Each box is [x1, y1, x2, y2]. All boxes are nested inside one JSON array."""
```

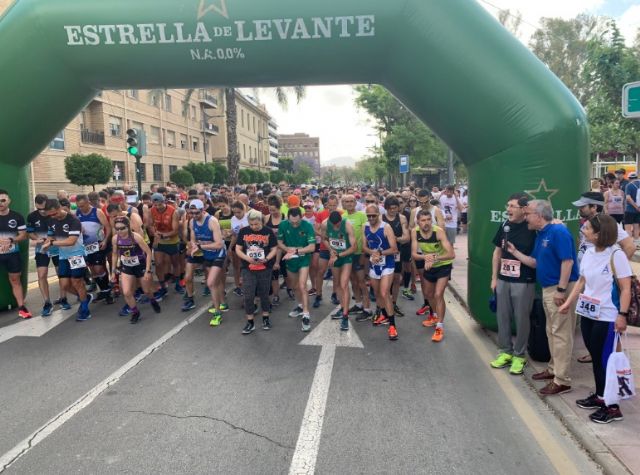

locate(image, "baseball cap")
[[629, 172, 638, 179], [189, 199, 204, 210], [151, 193, 165, 202], [288, 195, 301, 208], [616, 168, 626, 174], [572, 192, 604, 207]]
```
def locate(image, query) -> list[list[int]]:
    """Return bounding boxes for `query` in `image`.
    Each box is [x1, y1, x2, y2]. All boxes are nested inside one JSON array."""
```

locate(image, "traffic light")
[[126, 128, 143, 159]]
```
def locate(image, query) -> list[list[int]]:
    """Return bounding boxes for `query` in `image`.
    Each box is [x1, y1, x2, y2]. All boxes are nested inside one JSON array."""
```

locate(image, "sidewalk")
[[448, 234, 639, 475]]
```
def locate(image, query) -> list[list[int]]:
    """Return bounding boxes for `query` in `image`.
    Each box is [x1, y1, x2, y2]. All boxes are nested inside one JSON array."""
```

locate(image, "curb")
[[447, 281, 631, 475]]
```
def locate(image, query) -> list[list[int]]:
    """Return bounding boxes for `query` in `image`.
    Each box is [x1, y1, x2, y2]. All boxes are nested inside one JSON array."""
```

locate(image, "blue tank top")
[[365, 221, 395, 269], [76, 207, 103, 244], [193, 215, 226, 260]]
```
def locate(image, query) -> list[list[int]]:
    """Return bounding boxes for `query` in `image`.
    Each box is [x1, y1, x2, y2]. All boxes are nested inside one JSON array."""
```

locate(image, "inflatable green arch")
[[0, 0, 588, 328]]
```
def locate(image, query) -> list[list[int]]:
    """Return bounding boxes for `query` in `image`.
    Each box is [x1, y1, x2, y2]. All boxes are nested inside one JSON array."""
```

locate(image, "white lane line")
[[0, 305, 208, 472], [0, 309, 74, 344]]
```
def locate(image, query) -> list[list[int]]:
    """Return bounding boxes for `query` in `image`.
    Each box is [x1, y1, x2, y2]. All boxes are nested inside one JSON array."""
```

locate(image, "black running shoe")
[[356, 310, 372, 322], [393, 304, 405, 317], [242, 321, 255, 334], [348, 305, 363, 315], [130, 310, 141, 324], [589, 406, 623, 424], [576, 393, 605, 410], [150, 299, 161, 313], [262, 317, 271, 331]]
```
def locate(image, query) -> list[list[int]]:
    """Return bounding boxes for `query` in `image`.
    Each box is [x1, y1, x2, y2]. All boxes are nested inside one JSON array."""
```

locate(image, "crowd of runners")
[[0, 182, 468, 340]]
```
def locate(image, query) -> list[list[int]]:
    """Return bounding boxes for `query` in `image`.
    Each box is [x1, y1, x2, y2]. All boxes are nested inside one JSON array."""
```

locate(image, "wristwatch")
[[556, 287, 567, 293], [619, 311, 630, 318]]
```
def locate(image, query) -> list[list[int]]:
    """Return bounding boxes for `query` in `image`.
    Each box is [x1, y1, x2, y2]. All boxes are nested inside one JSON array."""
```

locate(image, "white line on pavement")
[[0, 305, 208, 473], [0, 309, 74, 344]]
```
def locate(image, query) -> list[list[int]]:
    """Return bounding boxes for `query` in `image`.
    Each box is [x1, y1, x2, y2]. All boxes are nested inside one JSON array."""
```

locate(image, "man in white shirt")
[[438, 185, 463, 245]]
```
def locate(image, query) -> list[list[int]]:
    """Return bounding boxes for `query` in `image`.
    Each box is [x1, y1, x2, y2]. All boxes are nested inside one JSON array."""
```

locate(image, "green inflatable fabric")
[[0, 0, 588, 328]]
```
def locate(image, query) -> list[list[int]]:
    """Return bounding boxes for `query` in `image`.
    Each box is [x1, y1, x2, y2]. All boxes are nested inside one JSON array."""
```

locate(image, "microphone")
[[503, 224, 510, 251]]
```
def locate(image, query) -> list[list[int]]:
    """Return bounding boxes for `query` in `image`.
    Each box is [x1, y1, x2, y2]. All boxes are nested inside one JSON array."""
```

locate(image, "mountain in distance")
[[322, 156, 357, 168]]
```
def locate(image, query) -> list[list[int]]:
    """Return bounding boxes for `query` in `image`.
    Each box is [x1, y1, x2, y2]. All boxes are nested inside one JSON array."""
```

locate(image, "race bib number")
[[121, 255, 140, 267], [370, 255, 384, 266], [247, 246, 265, 261], [394, 252, 401, 262], [0, 242, 16, 254], [69, 255, 86, 270], [500, 259, 521, 278], [576, 294, 601, 319], [85, 242, 100, 255], [329, 238, 347, 251]]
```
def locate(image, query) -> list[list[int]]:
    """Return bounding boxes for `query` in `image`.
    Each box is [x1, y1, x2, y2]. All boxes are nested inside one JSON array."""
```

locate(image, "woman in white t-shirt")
[[559, 214, 631, 424]]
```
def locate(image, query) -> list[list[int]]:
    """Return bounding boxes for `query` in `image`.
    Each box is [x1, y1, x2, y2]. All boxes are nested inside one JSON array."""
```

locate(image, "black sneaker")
[[93, 291, 107, 302], [105, 293, 115, 305], [348, 305, 363, 315], [393, 304, 404, 317], [262, 317, 271, 331], [150, 299, 161, 313], [242, 321, 255, 334], [331, 308, 343, 320], [589, 406, 623, 424], [129, 310, 141, 324], [356, 310, 372, 322], [287, 288, 296, 300], [340, 316, 349, 331], [576, 393, 605, 410], [330, 293, 339, 305]]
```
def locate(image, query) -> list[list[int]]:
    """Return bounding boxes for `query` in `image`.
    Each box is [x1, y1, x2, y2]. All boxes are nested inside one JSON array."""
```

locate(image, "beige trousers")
[[542, 283, 577, 386]]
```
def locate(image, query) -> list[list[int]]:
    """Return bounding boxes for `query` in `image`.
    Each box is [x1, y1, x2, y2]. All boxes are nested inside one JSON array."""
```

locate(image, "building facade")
[[278, 133, 321, 176], [268, 119, 279, 170]]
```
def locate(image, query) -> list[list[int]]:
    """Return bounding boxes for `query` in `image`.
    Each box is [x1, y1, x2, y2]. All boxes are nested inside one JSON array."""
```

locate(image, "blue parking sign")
[[399, 155, 409, 174]]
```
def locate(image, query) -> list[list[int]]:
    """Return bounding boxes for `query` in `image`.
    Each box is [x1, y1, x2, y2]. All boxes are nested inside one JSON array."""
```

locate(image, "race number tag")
[[121, 255, 140, 267], [329, 238, 347, 251], [394, 252, 401, 262], [370, 254, 384, 266], [500, 259, 521, 278], [85, 242, 100, 255], [576, 294, 601, 319], [247, 245, 265, 261], [69, 255, 86, 270]]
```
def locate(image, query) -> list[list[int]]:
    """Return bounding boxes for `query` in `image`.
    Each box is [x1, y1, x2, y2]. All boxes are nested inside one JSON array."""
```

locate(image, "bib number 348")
[[576, 294, 601, 319]]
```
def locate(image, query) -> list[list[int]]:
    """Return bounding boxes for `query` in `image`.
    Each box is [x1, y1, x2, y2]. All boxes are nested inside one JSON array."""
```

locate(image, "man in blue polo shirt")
[[506, 199, 579, 396]]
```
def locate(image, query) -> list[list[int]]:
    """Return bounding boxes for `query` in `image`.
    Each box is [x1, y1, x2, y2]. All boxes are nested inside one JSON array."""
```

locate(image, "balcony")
[[203, 123, 219, 135], [81, 129, 105, 145], [199, 90, 218, 108]]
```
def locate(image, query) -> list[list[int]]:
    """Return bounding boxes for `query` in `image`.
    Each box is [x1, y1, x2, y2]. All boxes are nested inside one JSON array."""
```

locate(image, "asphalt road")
[[0, 279, 601, 474]]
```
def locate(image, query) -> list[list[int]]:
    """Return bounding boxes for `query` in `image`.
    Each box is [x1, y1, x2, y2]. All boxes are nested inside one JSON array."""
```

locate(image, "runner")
[[363, 204, 399, 340], [264, 195, 284, 306], [214, 195, 233, 312], [111, 216, 161, 323], [41, 199, 92, 321], [0, 189, 31, 319], [411, 210, 455, 342], [236, 210, 278, 334], [229, 201, 249, 297], [341, 194, 371, 316], [322, 211, 357, 331], [382, 196, 410, 317], [278, 208, 316, 332], [303, 199, 320, 298], [148, 193, 180, 301], [314, 195, 342, 308], [76, 194, 113, 304], [604, 179, 625, 224], [438, 185, 463, 246]]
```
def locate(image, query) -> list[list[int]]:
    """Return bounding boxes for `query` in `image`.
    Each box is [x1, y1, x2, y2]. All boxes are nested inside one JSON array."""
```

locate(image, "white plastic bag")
[[603, 333, 636, 406]]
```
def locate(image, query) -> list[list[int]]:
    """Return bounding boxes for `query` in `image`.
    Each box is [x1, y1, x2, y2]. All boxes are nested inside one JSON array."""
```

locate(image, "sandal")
[[577, 354, 592, 364]]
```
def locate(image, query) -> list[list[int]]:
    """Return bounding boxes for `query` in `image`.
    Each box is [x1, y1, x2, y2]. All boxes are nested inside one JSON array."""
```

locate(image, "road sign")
[[399, 155, 409, 174], [623, 81, 640, 118], [113, 164, 121, 180]]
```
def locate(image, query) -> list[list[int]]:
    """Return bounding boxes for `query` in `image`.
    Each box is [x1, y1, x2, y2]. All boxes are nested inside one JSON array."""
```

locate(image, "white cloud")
[[619, 4, 640, 44]]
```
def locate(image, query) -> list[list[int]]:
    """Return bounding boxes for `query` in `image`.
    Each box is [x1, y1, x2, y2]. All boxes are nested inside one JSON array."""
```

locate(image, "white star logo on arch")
[[197, 0, 229, 20], [525, 179, 558, 204]]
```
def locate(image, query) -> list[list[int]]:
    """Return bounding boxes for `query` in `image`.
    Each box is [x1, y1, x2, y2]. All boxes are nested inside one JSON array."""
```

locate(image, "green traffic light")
[[128, 146, 138, 156]]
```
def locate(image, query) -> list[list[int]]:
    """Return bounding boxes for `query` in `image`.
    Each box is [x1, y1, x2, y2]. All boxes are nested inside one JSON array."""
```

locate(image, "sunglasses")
[[366, 200, 376, 204], [114, 226, 128, 231], [0, 199, 7, 203], [304, 206, 314, 209], [366, 214, 378, 218]]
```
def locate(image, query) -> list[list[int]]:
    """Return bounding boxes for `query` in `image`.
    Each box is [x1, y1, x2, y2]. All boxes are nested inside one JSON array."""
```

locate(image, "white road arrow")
[[0, 309, 74, 344], [289, 314, 364, 475]]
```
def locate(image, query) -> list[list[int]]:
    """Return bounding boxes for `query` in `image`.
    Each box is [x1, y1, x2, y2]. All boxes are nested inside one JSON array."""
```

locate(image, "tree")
[[170, 169, 194, 188], [225, 88, 241, 186], [269, 169, 286, 184], [212, 163, 228, 185], [293, 164, 313, 185], [64, 153, 113, 191], [183, 162, 214, 184], [497, 9, 522, 38], [238, 169, 252, 185], [278, 156, 294, 173]]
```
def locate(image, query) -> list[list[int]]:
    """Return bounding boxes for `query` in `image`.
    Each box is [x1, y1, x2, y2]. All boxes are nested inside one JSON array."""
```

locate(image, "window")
[[191, 105, 197, 121], [149, 91, 161, 107], [165, 94, 172, 112], [109, 116, 122, 137], [153, 164, 163, 181], [150, 126, 161, 144], [192, 137, 199, 152], [113, 160, 126, 182], [241, 109, 245, 128], [50, 131, 65, 150], [166, 130, 176, 148], [131, 121, 143, 132], [181, 100, 188, 117], [128, 90, 139, 99], [169, 165, 178, 175], [137, 163, 147, 182], [180, 134, 188, 150], [253, 116, 256, 133]]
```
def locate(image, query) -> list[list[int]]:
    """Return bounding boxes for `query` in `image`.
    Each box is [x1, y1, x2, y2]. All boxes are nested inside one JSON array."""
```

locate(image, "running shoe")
[[308, 288, 317, 296], [340, 316, 349, 331], [401, 289, 415, 301], [432, 327, 444, 342], [53, 297, 64, 306], [219, 302, 229, 312], [93, 291, 107, 302], [130, 310, 141, 324], [301, 314, 311, 332], [589, 406, 623, 424], [153, 287, 168, 302], [416, 305, 430, 316], [59, 298, 72, 311], [388, 325, 398, 340], [182, 298, 196, 312], [262, 317, 272, 331], [324, 269, 333, 280], [208, 306, 220, 314], [348, 305, 363, 315], [330, 293, 339, 305], [509, 356, 527, 375], [373, 314, 389, 326], [76, 310, 92, 322], [18, 307, 32, 319], [150, 299, 161, 313], [41, 302, 53, 317], [490, 353, 513, 369], [331, 308, 343, 319], [105, 293, 115, 305], [393, 304, 404, 317], [289, 305, 303, 318], [134, 288, 144, 301], [355, 309, 372, 322], [287, 288, 296, 300], [138, 295, 151, 304], [422, 315, 438, 327], [209, 312, 223, 327], [174, 281, 185, 294], [312, 295, 322, 308], [202, 287, 211, 297], [576, 393, 605, 410], [233, 287, 243, 297], [271, 296, 280, 306], [119, 304, 131, 317], [242, 320, 255, 334]]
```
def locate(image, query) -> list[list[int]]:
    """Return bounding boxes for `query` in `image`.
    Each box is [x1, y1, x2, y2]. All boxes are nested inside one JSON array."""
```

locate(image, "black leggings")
[[581, 317, 615, 397]]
